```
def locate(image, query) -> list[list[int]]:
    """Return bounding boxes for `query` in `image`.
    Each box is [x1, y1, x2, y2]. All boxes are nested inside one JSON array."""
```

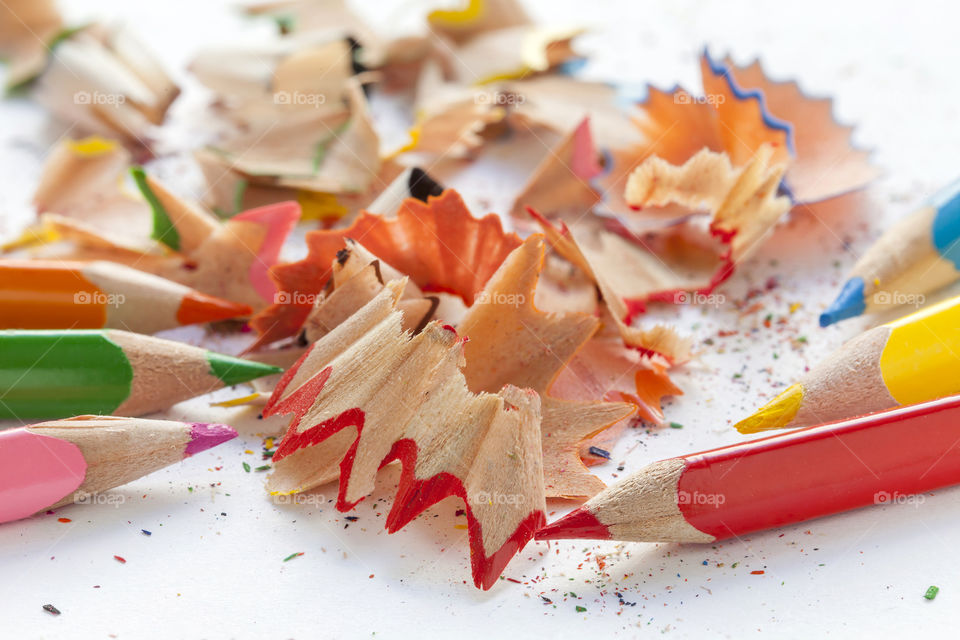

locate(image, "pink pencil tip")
[[186, 423, 237, 456]]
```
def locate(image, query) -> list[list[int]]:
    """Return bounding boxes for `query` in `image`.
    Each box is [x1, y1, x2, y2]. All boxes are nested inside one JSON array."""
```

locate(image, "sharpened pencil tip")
[[206, 352, 283, 386], [186, 422, 237, 456], [735, 383, 804, 433], [820, 277, 866, 327], [177, 292, 253, 326], [535, 507, 610, 541]]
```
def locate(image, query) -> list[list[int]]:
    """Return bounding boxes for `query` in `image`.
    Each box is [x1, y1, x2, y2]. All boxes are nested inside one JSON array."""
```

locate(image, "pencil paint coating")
[[0, 262, 106, 328], [0, 429, 86, 523], [880, 297, 960, 404], [0, 330, 133, 418], [930, 178, 960, 270], [681, 396, 960, 539]]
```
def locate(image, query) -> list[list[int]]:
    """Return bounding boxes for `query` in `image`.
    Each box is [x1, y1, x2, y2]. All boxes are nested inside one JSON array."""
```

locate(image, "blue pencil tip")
[[820, 277, 866, 327]]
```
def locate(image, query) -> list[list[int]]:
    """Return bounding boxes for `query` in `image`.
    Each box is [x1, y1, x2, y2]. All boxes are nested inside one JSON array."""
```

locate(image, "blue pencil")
[[821, 177, 960, 326]]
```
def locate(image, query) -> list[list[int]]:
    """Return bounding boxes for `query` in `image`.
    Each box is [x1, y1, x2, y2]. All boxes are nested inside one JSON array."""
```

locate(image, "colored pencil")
[[735, 294, 960, 433], [537, 395, 960, 543], [0, 259, 252, 332], [0, 415, 236, 523], [821, 177, 960, 326], [0, 329, 282, 419]]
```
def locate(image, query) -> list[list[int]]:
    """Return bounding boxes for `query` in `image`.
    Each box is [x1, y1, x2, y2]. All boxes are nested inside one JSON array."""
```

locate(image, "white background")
[[3, 0, 960, 638]]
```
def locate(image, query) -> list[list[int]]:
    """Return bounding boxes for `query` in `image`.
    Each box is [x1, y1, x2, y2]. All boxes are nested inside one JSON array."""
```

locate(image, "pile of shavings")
[[0, 0, 876, 590]]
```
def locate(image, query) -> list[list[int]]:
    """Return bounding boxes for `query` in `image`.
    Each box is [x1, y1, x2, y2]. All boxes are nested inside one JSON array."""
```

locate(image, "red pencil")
[[537, 395, 960, 543]]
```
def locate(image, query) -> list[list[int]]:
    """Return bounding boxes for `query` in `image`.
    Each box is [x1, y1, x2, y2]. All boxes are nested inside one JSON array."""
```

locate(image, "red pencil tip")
[[177, 292, 253, 325], [534, 507, 610, 541], [186, 423, 237, 456]]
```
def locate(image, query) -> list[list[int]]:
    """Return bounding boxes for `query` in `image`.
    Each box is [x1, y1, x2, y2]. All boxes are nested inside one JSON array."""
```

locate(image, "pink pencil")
[[0, 416, 236, 523]]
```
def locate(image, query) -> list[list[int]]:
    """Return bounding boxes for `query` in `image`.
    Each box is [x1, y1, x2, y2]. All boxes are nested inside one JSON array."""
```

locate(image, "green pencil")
[[0, 329, 282, 418]]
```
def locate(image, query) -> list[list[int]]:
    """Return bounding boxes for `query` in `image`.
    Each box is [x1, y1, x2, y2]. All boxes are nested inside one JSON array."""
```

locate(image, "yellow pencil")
[[736, 294, 960, 432]]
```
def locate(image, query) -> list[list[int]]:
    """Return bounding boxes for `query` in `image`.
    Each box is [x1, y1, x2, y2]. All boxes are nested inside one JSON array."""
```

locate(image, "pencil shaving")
[[264, 283, 546, 589]]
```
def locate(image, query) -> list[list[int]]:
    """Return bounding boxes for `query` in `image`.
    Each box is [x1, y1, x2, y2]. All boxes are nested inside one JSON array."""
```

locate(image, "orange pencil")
[[0, 259, 252, 332]]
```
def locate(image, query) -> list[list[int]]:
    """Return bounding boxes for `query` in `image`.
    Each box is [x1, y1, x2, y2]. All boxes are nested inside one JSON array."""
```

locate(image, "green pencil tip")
[[206, 352, 283, 387]]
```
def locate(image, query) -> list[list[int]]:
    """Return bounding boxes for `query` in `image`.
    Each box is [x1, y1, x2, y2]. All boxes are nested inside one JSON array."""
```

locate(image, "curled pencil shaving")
[[529, 209, 692, 364], [203, 80, 382, 196], [32, 137, 154, 242], [427, 0, 532, 44], [0, 0, 63, 89], [457, 235, 634, 498], [243, 0, 387, 66], [509, 117, 602, 221], [264, 281, 546, 589], [600, 51, 876, 213], [250, 189, 521, 348], [300, 240, 438, 344], [530, 144, 789, 363], [550, 313, 682, 425], [15, 141, 299, 308], [194, 148, 404, 223], [29, 22, 178, 146], [701, 54, 878, 203]]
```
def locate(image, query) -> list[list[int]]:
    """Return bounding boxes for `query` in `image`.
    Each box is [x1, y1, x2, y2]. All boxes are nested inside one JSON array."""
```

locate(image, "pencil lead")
[[205, 352, 283, 387], [186, 423, 237, 456], [177, 292, 252, 325], [735, 383, 804, 433], [820, 277, 866, 327], [535, 507, 610, 541]]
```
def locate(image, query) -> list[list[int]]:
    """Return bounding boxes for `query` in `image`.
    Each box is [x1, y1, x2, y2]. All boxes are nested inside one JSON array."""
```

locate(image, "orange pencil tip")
[[177, 292, 253, 325], [535, 507, 610, 541]]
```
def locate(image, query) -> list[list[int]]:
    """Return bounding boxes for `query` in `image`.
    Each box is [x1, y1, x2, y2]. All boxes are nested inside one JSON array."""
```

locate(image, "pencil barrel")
[[681, 396, 960, 539]]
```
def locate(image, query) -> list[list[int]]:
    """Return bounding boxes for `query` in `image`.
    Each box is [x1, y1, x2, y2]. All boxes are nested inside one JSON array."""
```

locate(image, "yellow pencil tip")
[[735, 384, 804, 433]]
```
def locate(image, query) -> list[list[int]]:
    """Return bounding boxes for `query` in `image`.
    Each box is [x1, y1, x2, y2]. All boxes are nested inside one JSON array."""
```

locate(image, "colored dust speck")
[[42, 604, 61, 616], [114, 555, 126, 564], [283, 552, 304, 562], [255, 465, 271, 472], [242, 462, 251, 473], [575, 606, 586, 612], [924, 586, 939, 600], [750, 570, 764, 575], [141, 530, 152, 536], [669, 422, 683, 429], [57, 518, 71, 523]]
